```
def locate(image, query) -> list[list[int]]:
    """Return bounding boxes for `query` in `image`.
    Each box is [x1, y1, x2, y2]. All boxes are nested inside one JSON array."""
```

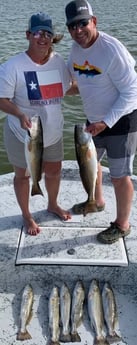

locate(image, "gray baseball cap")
[[65, 0, 93, 26]]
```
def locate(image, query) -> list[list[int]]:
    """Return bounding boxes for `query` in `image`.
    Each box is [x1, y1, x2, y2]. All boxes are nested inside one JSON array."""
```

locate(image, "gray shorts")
[[4, 118, 64, 168], [87, 110, 137, 178], [93, 133, 137, 178]]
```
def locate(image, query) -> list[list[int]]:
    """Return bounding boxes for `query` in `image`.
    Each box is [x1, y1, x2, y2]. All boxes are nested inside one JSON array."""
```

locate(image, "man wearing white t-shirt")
[[65, 0, 137, 243]]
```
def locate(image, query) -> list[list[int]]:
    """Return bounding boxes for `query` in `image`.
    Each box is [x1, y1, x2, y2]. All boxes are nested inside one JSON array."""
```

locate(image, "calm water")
[[0, 0, 137, 174]]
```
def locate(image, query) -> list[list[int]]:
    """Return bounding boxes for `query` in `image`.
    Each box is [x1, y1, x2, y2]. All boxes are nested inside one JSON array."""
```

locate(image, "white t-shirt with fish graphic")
[[67, 31, 137, 128]]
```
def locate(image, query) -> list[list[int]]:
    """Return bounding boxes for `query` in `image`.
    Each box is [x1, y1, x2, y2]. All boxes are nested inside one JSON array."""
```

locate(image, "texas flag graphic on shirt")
[[24, 70, 63, 101]]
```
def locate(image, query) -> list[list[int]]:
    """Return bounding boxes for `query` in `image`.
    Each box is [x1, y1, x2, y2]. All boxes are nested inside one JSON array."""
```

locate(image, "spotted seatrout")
[[25, 115, 43, 196], [60, 283, 71, 342], [48, 286, 60, 345], [71, 280, 85, 342], [17, 284, 34, 341], [73, 123, 98, 216], [88, 279, 109, 345], [102, 282, 122, 343]]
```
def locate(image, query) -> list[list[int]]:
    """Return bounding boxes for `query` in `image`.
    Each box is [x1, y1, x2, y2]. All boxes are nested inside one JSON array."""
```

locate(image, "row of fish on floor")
[[17, 279, 122, 344]]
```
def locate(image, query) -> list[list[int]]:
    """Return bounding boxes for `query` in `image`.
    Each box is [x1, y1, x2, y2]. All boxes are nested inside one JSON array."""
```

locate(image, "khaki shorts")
[[4, 118, 64, 168]]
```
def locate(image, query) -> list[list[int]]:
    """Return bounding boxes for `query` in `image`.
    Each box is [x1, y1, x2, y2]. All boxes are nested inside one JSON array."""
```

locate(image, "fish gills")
[[71, 280, 85, 342], [102, 282, 122, 343], [17, 284, 34, 341], [49, 286, 60, 345], [60, 283, 71, 342], [88, 279, 109, 345], [25, 115, 43, 196], [74, 124, 98, 215]]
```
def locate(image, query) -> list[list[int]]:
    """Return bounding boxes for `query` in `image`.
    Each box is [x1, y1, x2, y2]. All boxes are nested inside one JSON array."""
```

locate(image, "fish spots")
[[67, 248, 76, 255], [86, 148, 93, 160]]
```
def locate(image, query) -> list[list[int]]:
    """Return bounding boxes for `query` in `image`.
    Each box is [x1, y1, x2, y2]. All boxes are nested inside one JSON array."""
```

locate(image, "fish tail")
[[60, 333, 71, 342], [16, 329, 32, 340], [71, 332, 81, 342], [94, 335, 109, 345], [83, 200, 97, 216], [106, 332, 122, 343], [31, 183, 43, 196]]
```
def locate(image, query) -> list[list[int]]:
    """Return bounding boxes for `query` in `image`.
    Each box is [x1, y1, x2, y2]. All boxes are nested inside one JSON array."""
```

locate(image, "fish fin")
[[94, 336, 109, 345], [60, 333, 71, 342], [25, 168, 30, 177], [16, 330, 32, 340], [31, 183, 43, 196], [106, 333, 122, 343], [86, 147, 94, 160], [71, 332, 81, 342]]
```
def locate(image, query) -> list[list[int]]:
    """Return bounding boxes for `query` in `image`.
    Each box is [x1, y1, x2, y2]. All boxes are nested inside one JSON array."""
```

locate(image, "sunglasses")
[[68, 19, 90, 31], [31, 30, 53, 39]]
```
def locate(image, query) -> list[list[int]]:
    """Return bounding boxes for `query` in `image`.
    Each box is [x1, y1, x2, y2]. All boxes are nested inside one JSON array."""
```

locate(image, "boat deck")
[[0, 161, 137, 344]]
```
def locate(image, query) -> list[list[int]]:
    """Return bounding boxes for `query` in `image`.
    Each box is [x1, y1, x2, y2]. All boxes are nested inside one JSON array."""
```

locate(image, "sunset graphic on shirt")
[[73, 60, 102, 77]]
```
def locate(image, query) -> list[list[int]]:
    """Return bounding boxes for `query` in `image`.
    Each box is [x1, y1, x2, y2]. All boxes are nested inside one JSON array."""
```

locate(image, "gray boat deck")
[[0, 161, 137, 344]]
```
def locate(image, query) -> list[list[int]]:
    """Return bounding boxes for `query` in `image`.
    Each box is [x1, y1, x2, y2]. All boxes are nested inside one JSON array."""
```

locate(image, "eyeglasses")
[[32, 30, 53, 39], [68, 19, 90, 31]]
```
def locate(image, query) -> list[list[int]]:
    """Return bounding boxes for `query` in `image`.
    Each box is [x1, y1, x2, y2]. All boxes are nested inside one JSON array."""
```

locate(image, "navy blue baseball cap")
[[28, 12, 53, 34], [65, 0, 93, 26]]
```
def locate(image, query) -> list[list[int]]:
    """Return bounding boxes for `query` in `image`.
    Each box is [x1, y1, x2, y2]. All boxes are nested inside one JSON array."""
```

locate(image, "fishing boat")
[[0, 160, 137, 344]]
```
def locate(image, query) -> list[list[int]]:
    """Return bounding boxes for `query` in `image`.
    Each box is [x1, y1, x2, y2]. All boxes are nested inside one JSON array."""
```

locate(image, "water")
[[0, 0, 137, 174]]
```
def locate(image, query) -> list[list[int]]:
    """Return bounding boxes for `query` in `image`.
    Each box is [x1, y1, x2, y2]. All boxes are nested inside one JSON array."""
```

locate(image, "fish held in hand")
[[88, 279, 109, 345], [73, 123, 98, 216], [48, 286, 60, 345], [17, 284, 34, 341], [60, 283, 71, 342], [25, 115, 43, 196], [71, 280, 85, 342], [102, 282, 122, 344]]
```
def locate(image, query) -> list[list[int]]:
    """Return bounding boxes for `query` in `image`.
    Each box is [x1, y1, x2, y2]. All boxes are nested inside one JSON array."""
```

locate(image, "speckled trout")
[[25, 115, 43, 196], [60, 283, 71, 342], [17, 284, 34, 341], [48, 286, 60, 345], [71, 280, 85, 342], [102, 282, 122, 344], [73, 123, 98, 216], [88, 279, 109, 345]]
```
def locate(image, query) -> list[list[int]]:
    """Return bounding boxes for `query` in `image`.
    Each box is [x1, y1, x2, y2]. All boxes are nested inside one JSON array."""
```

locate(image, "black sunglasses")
[[68, 19, 90, 30]]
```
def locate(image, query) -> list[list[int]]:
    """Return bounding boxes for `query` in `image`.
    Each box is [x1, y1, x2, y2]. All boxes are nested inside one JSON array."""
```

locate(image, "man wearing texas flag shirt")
[[0, 12, 77, 235]]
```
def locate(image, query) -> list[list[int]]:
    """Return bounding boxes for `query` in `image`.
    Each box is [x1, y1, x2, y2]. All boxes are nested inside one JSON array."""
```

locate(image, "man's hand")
[[86, 121, 107, 136], [65, 80, 79, 95]]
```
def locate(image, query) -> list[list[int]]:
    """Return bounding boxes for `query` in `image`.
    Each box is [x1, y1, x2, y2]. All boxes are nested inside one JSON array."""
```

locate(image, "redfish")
[[17, 284, 34, 341], [25, 115, 43, 196], [73, 123, 98, 215]]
